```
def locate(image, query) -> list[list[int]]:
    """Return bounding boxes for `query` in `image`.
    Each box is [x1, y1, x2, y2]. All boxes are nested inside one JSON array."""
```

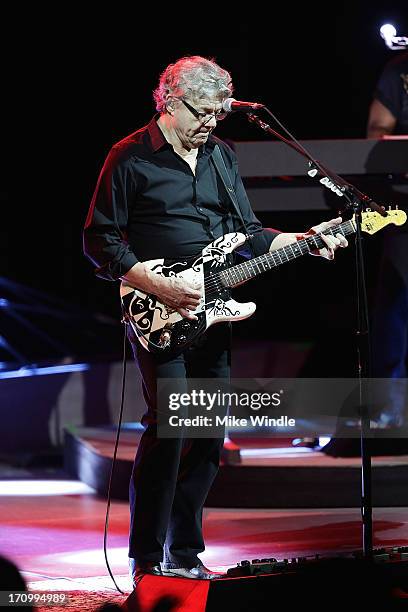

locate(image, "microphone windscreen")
[[222, 98, 236, 113]]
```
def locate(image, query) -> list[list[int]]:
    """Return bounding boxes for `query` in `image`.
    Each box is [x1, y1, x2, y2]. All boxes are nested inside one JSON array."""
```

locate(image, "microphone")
[[222, 98, 264, 113]]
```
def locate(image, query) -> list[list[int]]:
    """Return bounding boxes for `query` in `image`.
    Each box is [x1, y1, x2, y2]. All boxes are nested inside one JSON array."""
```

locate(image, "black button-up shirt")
[[83, 116, 278, 280]]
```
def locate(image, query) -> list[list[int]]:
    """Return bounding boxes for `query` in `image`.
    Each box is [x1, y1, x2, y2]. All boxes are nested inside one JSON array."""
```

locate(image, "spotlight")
[[379, 23, 408, 50], [380, 23, 397, 45]]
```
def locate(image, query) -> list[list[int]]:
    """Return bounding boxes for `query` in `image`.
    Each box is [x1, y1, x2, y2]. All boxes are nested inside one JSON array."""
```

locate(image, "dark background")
[[1, 5, 407, 371]]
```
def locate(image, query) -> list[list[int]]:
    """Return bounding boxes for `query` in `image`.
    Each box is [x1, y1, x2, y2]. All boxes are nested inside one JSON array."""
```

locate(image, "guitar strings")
[[202, 221, 353, 293], [134, 221, 355, 319], [128, 215, 395, 342], [134, 222, 347, 339]]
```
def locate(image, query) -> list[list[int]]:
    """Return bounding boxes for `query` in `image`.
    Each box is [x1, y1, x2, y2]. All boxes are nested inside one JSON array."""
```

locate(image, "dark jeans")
[[127, 322, 231, 568], [371, 238, 408, 426]]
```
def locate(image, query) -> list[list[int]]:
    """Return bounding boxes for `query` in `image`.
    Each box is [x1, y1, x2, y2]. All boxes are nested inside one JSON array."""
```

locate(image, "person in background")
[[367, 51, 408, 137], [293, 51, 408, 450], [367, 51, 408, 428]]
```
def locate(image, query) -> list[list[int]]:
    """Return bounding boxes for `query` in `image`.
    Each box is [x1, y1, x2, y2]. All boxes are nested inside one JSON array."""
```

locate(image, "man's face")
[[172, 97, 225, 149]]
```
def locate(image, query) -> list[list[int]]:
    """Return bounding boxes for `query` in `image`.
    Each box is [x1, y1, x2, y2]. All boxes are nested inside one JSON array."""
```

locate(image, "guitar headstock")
[[359, 207, 407, 235]]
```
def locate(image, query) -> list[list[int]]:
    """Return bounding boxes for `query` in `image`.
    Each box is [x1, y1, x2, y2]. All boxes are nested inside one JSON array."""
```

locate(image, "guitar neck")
[[220, 218, 356, 288]]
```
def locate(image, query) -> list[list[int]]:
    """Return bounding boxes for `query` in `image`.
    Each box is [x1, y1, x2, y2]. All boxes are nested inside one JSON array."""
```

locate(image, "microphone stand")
[[245, 109, 388, 559]]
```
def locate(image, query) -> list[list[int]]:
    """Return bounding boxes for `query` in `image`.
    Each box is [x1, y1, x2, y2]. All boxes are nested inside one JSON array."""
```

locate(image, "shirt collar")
[[148, 115, 169, 152], [147, 115, 217, 155]]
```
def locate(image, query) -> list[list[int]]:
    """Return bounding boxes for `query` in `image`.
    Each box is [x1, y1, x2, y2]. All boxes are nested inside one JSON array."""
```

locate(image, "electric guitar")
[[121, 209, 406, 354]]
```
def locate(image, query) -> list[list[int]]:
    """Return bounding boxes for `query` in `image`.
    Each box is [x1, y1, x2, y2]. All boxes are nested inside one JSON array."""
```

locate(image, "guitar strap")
[[211, 144, 256, 258]]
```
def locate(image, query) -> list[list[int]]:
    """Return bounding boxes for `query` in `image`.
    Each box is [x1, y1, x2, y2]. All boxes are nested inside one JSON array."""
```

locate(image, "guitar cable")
[[102, 319, 129, 594]]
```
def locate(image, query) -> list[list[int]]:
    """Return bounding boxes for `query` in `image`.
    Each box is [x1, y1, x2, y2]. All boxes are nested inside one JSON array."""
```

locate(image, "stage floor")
[[1, 471, 408, 606], [64, 427, 408, 507]]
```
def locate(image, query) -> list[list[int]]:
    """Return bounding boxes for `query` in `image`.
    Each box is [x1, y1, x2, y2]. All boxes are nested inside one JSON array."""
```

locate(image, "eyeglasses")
[[180, 98, 227, 125]]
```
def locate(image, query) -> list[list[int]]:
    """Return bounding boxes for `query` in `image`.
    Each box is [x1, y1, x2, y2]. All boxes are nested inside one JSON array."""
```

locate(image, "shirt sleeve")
[[374, 61, 404, 120], [218, 141, 280, 258], [83, 148, 139, 281]]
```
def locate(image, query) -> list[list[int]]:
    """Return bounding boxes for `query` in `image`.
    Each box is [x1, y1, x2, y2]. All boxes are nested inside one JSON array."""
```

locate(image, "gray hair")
[[153, 55, 234, 113]]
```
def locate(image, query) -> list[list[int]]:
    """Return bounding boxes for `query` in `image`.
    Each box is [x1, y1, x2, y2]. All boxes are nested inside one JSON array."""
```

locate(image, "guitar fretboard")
[[219, 219, 356, 288]]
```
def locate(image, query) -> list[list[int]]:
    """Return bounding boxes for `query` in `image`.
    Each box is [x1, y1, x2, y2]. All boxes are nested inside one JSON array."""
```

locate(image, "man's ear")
[[166, 100, 175, 114]]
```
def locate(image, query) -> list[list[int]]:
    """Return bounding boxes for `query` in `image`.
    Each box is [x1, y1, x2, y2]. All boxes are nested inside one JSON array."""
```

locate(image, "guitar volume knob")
[[158, 329, 172, 349]]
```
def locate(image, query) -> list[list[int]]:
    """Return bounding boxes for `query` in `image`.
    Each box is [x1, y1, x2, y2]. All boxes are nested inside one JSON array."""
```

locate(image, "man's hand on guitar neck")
[[121, 262, 203, 320], [269, 216, 348, 260]]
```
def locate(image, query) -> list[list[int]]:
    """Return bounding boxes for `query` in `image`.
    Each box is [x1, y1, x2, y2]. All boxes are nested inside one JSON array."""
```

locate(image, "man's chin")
[[194, 133, 210, 143]]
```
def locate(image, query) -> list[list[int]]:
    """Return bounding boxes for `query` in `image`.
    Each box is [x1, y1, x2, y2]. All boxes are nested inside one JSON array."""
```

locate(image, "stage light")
[[55, 547, 128, 566], [240, 446, 314, 458], [0, 362, 90, 379], [379, 23, 408, 50], [0, 480, 95, 496], [380, 23, 397, 43], [318, 436, 331, 448]]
